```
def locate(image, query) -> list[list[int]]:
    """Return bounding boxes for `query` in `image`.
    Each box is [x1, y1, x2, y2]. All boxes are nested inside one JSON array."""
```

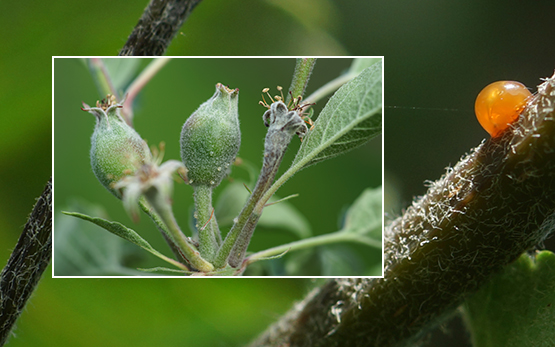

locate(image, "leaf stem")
[[87, 58, 118, 99], [142, 194, 214, 272], [123, 58, 172, 124], [213, 158, 278, 268], [303, 72, 356, 104], [138, 200, 192, 269], [254, 160, 302, 216], [248, 230, 382, 263]]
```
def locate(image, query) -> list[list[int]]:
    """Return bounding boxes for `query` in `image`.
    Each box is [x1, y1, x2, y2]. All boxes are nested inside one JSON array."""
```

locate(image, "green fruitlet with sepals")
[[82, 95, 151, 198], [180, 83, 241, 188]]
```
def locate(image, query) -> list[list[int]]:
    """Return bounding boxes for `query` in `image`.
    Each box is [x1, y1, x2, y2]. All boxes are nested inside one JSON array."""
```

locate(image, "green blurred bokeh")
[[3, 0, 555, 346]]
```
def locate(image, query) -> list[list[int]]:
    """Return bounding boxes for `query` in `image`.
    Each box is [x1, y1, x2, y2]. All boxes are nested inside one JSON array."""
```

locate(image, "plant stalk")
[[213, 61, 316, 269], [144, 190, 213, 272], [119, 0, 203, 56], [193, 185, 219, 262], [249, 73, 555, 346], [87, 58, 118, 99], [0, 178, 52, 345], [139, 199, 192, 270], [247, 230, 382, 264], [287, 58, 317, 104], [122, 57, 172, 124]]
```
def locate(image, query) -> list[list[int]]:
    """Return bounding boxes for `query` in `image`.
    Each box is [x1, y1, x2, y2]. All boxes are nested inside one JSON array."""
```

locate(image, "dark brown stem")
[[0, 178, 52, 345], [250, 73, 555, 347], [119, 0, 203, 56]]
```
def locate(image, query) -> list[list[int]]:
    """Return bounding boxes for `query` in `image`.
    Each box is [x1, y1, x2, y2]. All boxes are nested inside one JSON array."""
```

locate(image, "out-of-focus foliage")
[[464, 251, 555, 347]]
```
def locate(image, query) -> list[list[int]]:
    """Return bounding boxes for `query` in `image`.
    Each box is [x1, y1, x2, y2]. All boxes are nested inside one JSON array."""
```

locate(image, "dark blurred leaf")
[[463, 251, 555, 347]]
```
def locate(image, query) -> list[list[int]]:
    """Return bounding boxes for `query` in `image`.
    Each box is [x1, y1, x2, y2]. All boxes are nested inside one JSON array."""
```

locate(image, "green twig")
[[122, 58, 172, 124], [286, 58, 317, 104], [140, 195, 213, 272], [248, 230, 382, 264], [87, 58, 118, 99], [193, 185, 219, 262], [138, 200, 192, 270], [213, 60, 316, 269], [303, 72, 355, 105]]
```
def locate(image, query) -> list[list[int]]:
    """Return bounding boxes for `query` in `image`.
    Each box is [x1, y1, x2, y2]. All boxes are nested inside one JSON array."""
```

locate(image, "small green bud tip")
[[82, 94, 151, 198], [180, 83, 241, 187]]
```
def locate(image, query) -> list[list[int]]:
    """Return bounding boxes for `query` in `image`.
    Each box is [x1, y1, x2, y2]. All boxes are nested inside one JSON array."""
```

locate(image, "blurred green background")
[[2, 0, 555, 346], [53, 58, 382, 277]]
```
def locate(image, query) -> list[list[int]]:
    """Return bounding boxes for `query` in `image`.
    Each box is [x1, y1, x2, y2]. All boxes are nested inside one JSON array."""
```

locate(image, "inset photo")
[[53, 57, 383, 277]]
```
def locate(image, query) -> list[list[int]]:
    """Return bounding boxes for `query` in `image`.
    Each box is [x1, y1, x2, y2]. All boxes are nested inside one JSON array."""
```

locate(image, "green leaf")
[[215, 181, 312, 238], [284, 249, 317, 275], [62, 210, 189, 271], [342, 186, 382, 239], [259, 200, 312, 239], [349, 58, 382, 75], [463, 251, 555, 347], [290, 62, 382, 171], [54, 202, 151, 276]]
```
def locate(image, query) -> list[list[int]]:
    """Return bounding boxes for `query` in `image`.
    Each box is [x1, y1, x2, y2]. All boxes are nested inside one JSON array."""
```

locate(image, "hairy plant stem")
[[220, 103, 309, 269], [287, 58, 317, 104], [250, 74, 555, 346], [213, 63, 316, 270], [119, 0, 203, 56], [138, 199, 192, 270], [140, 194, 213, 272], [193, 185, 219, 262], [0, 178, 52, 345], [213, 144, 282, 269]]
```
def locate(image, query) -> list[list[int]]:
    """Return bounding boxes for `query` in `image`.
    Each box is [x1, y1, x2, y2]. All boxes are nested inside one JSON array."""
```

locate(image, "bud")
[[180, 83, 241, 187], [82, 94, 151, 198]]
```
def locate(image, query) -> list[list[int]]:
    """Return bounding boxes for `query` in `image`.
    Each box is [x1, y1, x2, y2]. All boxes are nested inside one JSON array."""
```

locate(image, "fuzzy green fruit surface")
[[85, 95, 151, 198], [180, 83, 241, 187]]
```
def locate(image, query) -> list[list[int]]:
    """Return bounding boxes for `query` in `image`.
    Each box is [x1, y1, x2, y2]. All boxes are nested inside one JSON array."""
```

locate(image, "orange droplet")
[[474, 81, 532, 137]]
